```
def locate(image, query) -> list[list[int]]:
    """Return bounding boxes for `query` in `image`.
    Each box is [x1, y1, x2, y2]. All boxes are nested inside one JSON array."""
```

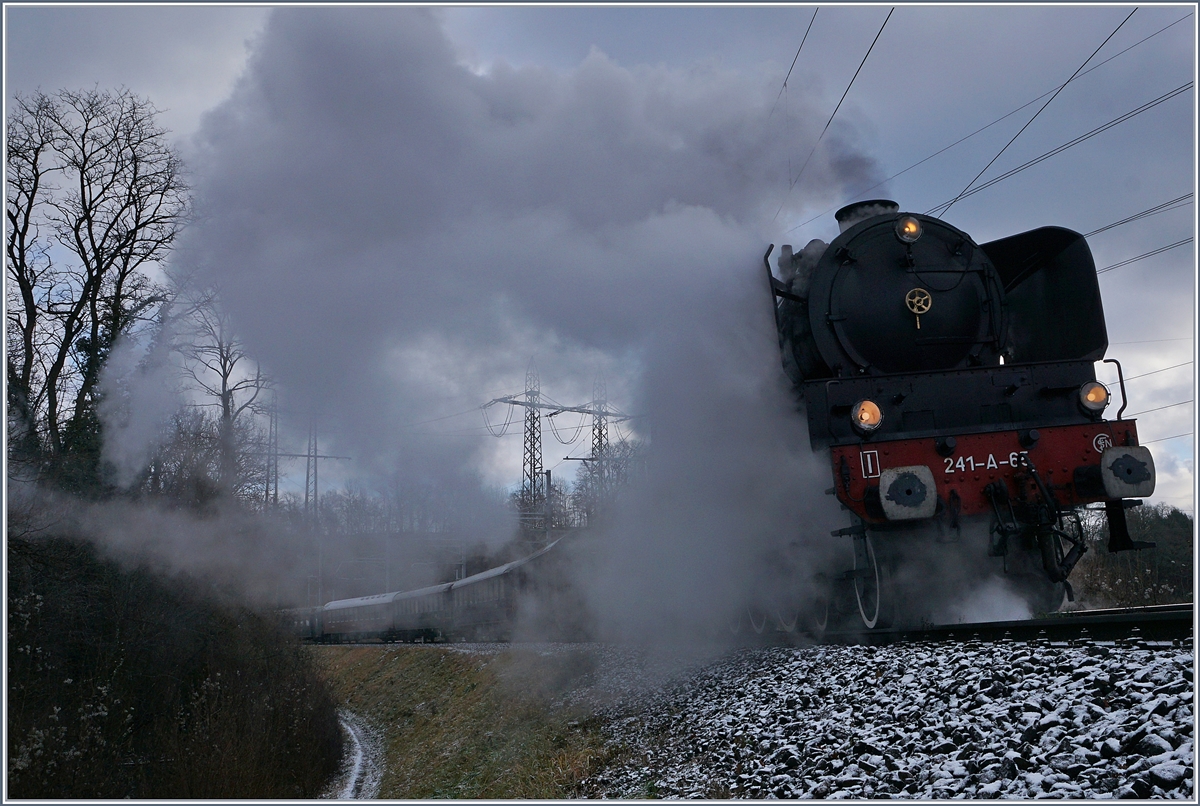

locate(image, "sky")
[[4, 4, 1196, 603]]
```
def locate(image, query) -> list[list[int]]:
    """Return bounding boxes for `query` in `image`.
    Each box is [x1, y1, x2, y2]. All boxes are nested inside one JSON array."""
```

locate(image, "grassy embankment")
[[312, 644, 617, 797]]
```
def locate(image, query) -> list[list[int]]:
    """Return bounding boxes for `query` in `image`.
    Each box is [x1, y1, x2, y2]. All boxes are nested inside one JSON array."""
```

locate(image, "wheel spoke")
[[853, 532, 891, 630], [748, 607, 767, 634], [775, 607, 800, 633]]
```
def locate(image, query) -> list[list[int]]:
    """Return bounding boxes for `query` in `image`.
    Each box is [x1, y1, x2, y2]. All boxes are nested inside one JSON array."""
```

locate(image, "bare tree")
[[140, 407, 222, 507], [138, 405, 267, 510], [570, 437, 645, 525], [6, 88, 188, 491], [176, 288, 268, 498]]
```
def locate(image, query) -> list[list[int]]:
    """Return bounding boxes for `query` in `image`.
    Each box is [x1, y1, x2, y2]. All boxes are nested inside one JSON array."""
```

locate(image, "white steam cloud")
[[110, 8, 886, 625], [97, 326, 183, 488]]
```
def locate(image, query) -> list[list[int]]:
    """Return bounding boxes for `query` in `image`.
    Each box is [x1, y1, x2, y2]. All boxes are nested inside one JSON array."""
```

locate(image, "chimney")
[[834, 199, 900, 233]]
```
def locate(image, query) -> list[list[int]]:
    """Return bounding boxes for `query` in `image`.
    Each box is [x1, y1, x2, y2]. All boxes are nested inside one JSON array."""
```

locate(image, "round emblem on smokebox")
[[905, 288, 932, 315], [885, 471, 927, 508]]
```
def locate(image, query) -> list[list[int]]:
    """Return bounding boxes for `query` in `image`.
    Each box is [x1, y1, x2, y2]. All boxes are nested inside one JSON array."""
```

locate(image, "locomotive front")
[[769, 200, 1156, 629]]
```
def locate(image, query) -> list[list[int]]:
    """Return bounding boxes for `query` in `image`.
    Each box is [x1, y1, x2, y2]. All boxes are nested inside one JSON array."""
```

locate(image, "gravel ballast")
[[580, 637, 1195, 799]]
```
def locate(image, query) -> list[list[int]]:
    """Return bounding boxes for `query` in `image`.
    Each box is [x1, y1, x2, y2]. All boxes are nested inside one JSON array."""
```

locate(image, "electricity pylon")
[[590, 376, 609, 513], [483, 370, 631, 530], [520, 365, 544, 529], [304, 425, 319, 522]]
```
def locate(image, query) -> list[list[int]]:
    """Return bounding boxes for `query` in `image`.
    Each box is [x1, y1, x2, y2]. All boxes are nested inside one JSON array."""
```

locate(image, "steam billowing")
[[99, 7, 889, 634]]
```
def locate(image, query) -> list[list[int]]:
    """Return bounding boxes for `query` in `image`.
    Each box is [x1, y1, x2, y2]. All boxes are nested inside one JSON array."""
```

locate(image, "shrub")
[[1074, 504, 1194, 607], [7, 535, 343, 798]]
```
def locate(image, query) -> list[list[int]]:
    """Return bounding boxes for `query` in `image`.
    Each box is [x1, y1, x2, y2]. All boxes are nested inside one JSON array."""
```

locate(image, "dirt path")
[[310, 643, 626, 797], [321, 708, 384, 799]]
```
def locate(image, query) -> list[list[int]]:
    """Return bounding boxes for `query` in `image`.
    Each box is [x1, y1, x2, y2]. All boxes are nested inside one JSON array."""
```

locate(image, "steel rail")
[[820, 603, 1194, 646]]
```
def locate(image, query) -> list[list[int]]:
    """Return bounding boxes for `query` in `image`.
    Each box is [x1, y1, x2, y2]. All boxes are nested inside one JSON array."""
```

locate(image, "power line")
[[1097, 237, 1193, 274], [545, 409, 589, 445], [1110, 337, 1193, 345], [1142, 432, 1193, 445], [776, 6, 893, 217], [1084, 194, 1193, 237], [396, 406, 489, 429], [481, 399, 517, 437], [769, 7, 819, 118], [1122, 361, 1193, 382], [769, 6, 820, 190], [783, 11, 1192, 236], [941, 8, 1138, 217], [924, 82, 1193, 216], [1125, 399, 1193, 418]]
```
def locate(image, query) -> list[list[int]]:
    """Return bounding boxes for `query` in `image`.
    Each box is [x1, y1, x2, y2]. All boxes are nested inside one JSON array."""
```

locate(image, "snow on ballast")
[[582, 637, 1194, 799]]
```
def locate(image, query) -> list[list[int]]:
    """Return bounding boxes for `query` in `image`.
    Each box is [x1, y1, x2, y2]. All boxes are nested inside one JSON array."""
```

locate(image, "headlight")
[[895, 215, 922, 244], [1079, 381, 1110, 413], [852, 399, 884, 433]]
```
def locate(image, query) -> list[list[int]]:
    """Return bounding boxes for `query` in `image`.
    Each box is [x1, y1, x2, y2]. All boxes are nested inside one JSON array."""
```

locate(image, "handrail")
[[1103, 357, 1128, 420]]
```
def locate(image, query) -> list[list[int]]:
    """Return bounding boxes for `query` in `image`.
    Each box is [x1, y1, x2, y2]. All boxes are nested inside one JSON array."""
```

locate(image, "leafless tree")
[[6, 88, 188, 490], [176, 287, 268, 498], [570, 437, 645, 525], [138, 405, 267, 509]]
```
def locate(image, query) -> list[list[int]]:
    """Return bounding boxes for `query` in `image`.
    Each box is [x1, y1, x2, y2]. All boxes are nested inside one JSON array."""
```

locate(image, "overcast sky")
[[5, 4, 1196, 518]]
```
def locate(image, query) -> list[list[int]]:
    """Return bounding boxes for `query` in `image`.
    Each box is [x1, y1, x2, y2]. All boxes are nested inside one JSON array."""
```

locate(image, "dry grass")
[[311, 644, 615, 798]]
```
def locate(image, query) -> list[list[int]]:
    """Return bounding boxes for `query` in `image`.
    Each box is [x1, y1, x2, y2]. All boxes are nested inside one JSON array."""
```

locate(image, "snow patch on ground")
[[321, 708, 384, 799]]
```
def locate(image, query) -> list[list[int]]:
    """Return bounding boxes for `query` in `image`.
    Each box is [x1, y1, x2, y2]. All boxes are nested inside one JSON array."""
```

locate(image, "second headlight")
[[1079, 381, 1110, 413], [852, 399, 884, 433], [895, 215, 922, 243]]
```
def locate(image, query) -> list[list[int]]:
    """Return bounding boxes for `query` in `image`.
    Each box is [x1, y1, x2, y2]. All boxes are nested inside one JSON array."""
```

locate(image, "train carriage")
[[299, 539, 560, 643]]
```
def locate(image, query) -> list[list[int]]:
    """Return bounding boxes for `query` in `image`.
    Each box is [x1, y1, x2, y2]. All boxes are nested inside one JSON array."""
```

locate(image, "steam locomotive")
[[767, 200, 1156, 631]]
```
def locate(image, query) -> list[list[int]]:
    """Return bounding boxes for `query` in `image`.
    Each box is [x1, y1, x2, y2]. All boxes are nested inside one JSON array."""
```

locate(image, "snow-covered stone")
[[580, 638, 1195, 799], [1147, 762, 1190, 790]]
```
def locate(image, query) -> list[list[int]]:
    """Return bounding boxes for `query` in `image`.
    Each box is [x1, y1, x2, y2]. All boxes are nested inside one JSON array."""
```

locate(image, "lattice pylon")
[[304, 424, 318, 524], [591, 375, 609, 511], [520, 364, 544, 527]]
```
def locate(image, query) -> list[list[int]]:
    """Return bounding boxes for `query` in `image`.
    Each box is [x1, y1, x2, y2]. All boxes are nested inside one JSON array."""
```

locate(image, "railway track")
[[306, 604, 1194, 649], [821, 602, 1194, 645]]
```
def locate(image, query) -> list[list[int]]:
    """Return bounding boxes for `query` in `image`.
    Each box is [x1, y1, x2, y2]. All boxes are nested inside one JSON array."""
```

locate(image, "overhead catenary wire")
[[923, 82, 1193, 216], [1097, 237, 1194, 274], [1125, 399, 1193, 418], [940, 8, 1138, 217], [769, 6, 820, 187], [783, 11, 1193, 236], [788, 7, 892, 189], [774, 7, 893, 221], [1142, 432, 1194, 445], [1084, 194, 1193, 237], [1110, 337, 1193, 345], [1121, 361, 1193, 382], [768, 7, 819, 120]]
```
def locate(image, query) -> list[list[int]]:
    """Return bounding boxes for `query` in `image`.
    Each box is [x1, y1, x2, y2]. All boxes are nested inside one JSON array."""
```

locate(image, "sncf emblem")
[[1093, 433, 1113, 452], [860, 450, 881, 479]]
